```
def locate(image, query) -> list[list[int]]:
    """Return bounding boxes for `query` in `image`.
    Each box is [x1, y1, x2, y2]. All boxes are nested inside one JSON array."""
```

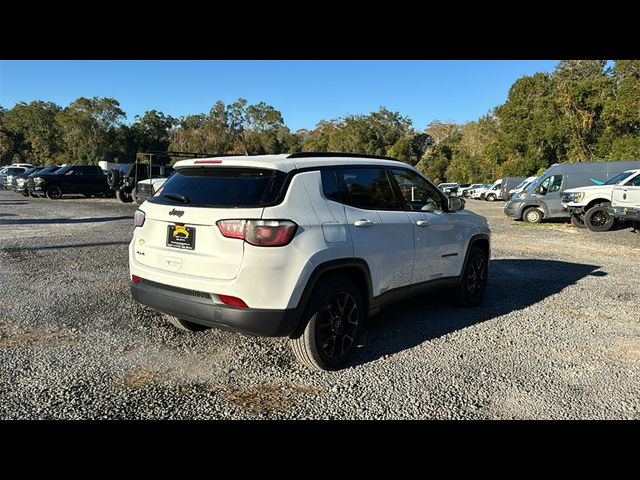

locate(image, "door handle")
[[416, 220, 430, 227], [354, 219, 375, 228]]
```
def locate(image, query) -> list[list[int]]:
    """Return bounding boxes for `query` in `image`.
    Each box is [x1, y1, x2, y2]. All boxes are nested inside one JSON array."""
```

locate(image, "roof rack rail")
[[287, 151, 399, 161], [140, 150, 240, 158]]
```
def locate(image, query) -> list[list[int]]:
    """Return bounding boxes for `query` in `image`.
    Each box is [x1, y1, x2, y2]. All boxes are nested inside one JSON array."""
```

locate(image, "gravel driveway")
[[1, 190, 638, 419]]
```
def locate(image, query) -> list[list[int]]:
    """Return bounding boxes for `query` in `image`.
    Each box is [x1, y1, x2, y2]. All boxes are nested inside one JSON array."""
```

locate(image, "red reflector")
[[218, 294, 248, 308], [194, 159, 223, 164], [132, 275, 142, 284]]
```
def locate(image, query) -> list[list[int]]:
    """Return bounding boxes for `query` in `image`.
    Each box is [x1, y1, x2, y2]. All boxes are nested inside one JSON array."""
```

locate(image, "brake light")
[[131, 275, 141, 284], [194, 160, 223, 164], [218, 294, 248, 308], [217, 220, 297, 246], [134, 209, 145, 227]]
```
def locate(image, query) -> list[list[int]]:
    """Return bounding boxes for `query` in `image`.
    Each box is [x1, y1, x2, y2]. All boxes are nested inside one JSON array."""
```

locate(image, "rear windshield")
[[605, 171, 634, 185], [148, 167, 286, 208]]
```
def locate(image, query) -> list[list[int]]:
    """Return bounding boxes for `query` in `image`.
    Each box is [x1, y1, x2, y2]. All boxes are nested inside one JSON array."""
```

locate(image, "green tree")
[[0, 101, 63, 165], [57, 97, 126, 163]]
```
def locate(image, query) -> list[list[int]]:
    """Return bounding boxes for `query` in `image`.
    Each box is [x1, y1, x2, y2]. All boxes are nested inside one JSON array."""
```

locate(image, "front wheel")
[[46, 185, 62, 200], [486, 193, 496, 202], [451, 247, 489, 307], [290, 277, 364, 371], [523, 207, 543, 223], [584, 203, 614, 232]]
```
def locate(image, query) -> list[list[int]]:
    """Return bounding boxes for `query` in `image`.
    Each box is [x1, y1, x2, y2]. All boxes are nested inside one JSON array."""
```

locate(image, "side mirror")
[[449, 196, 465, 212]]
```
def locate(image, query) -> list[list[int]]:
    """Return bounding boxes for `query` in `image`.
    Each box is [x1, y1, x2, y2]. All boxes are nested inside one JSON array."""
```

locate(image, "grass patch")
[[223, 383, 325, 415], [0, 324, 78, 348], [115, 367, 163, 390]]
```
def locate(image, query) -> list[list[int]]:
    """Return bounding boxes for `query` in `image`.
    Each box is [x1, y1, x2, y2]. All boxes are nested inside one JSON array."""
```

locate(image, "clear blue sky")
[[0, 60, 558, 131]]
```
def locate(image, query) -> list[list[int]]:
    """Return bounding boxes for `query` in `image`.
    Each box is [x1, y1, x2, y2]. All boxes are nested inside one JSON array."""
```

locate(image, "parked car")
[[438, 183, 460, 196], [505, 160, 640, 224], [4, 166, 38, 190], [608, 176, 640, 230], [134, 176, 172, 204], [561, 169, 640, 231], [107, 163, 174, 203], [0, 166, 28, 189], [460, 183, 486, 197], [129, 152, 491, 371], [499, 177, 526, 201], [8, 166, 47, 195], [28, 165, 111, 199], [468, 184, 492, 199], [480, 179, 503, 201], [506, 176, 538, 201]]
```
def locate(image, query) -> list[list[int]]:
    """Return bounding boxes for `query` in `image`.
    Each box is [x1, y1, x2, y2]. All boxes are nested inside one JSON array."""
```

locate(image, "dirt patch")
[[223, 383, 324, 415], [115, 366, 165, 389], [0, 247, 41, 262], [603, 340, 640, 368], [0, 324, 79, 348]]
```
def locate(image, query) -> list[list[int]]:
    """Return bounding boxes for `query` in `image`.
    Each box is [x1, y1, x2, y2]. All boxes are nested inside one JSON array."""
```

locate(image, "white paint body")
[[129, 154, 491, 310]]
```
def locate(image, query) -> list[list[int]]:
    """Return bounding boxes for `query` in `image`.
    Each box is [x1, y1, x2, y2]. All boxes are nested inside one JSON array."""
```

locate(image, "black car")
[[28, 165, 111, 199], [12, 166, 55, 196]]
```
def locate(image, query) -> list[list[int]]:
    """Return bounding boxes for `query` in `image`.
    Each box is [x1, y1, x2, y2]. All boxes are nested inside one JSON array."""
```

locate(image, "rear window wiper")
[[163, 193, 191, 204]]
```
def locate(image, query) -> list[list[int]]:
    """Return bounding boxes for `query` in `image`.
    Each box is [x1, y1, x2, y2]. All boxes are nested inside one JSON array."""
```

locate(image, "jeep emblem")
[[169, 208, 184, 217]]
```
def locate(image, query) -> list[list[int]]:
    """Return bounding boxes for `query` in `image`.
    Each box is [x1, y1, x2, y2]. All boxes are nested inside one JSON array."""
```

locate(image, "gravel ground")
[[1, 190, 638, 419]]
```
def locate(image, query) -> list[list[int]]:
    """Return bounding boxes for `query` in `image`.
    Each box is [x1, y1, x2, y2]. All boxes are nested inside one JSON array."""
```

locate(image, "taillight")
[[131, 275, 141, 284], [134, 210, 145, 227], [216, 219, 297, 247], [217, 219, 246, 239], [194, 159, 223, 164], [218, 294, 248, 308]]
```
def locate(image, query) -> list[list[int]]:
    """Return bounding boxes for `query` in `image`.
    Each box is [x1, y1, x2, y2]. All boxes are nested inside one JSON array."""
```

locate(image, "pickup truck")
[[28, 165, 111, 199], [561, 169, 640, 231], [608, 177, 640, 230]]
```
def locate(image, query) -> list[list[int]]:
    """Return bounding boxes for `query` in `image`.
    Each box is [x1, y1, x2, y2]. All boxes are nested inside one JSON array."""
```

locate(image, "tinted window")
[[321, 169, 346, 202], [53, 166, 73, 175], [629, 175, 640, 187], [338, 168, 398, 210], [391, 169, 444, 212], [605, 171, 633, 185], [149, 168, 285, 208]]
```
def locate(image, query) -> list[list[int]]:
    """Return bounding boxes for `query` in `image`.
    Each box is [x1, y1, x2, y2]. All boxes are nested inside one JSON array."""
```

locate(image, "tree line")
[[1, 60, 638, 183]]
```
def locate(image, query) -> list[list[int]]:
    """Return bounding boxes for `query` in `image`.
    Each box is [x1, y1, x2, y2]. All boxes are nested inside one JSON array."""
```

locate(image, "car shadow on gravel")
[[354, 259, 604, 366], [0, 216, 132, 225]]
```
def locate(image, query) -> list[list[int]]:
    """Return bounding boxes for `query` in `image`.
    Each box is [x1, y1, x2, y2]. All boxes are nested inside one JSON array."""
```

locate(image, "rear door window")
[[337, 168, 399, 210], [149, 168, 286, 208]]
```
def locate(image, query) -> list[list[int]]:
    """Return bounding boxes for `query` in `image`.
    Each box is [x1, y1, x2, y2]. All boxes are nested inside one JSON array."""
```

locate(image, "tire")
[[107, 168, 120, 189], [290, 277, 364, 371], [116, 189, 133, 203], [46, 185, 62, 200], [166, 316, 210, 332], [451, 247, 489, 307], [570, 214, 586, 228], [584, 203, 614, 232], [486, 193, 496, 202], [523, 207, 543, 223]]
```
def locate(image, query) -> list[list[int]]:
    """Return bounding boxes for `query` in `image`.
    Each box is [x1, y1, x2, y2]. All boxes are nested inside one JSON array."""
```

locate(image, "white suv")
[[129, 153, 491, 370]]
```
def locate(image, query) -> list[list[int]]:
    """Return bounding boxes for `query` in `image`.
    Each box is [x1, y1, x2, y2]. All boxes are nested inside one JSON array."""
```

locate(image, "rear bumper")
[[608, 206, 640, 221], [130, 278, 301, 337]]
